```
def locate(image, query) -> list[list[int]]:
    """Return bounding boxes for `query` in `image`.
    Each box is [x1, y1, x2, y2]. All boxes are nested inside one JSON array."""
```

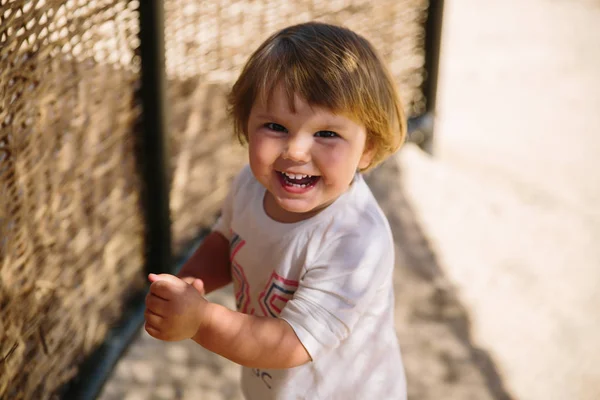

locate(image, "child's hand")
[[179, 275, 206, 296], [144, 273, 208, 341]]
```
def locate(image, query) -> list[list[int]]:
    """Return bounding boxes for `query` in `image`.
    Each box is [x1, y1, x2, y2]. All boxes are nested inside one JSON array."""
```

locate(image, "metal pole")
[[408, 0, 444, 153], [61, 1, 172, 398], [423, 0, 444, 120], [138, 0, 173, 275]]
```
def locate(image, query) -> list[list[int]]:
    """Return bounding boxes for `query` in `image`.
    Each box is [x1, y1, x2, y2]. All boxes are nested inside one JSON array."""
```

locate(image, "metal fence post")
[[61, 1, 172, 398], [408, 0, 444, 153], [138, 0, 173, 275]]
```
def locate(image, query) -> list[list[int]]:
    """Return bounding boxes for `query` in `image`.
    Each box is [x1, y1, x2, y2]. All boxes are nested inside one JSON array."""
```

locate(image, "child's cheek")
[[317, 144, 345, 167], [249, 134, 278, 166]]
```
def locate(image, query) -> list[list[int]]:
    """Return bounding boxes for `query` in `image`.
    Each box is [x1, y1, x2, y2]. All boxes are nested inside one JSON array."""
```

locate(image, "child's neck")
[[263, 192, 338, 224]]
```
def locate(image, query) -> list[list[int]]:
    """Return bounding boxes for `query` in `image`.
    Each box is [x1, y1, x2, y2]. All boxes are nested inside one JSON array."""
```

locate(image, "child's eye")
[[315, 130, 339, 138], [265, 123, 288, 133]]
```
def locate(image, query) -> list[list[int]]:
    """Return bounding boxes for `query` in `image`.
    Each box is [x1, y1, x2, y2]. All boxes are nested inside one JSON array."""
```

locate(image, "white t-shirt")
[[213, 165, 406, 400]]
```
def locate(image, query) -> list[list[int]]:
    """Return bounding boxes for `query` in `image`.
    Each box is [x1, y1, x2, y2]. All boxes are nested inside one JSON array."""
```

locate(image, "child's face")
[[247, 85, 374, 223]]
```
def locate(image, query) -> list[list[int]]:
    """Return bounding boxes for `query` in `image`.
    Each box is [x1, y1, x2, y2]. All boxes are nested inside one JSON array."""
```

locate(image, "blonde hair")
[[228, 22, 406, 170]]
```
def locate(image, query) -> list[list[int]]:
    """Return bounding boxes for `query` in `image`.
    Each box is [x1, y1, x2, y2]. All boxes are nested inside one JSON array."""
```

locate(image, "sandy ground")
[[100, 0, 600, 399], [416, 1, 600, 399]]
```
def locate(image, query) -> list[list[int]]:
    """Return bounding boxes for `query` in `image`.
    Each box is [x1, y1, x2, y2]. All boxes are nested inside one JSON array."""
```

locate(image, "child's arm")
[[145, 274, 311, 369], [176, 231, 232, 295], [192, 302, 311, 369]]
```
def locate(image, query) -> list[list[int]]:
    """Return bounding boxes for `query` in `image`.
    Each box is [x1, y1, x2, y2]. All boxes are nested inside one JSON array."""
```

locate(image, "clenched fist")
[[144, 273, 208, 341]]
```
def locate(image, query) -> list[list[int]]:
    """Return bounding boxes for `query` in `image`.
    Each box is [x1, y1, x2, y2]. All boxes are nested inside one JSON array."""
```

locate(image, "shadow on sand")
[[366, 156, 514, 400]]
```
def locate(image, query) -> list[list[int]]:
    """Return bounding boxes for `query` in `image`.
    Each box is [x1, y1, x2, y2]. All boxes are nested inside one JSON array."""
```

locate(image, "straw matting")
[[0, 1, 144, 399]]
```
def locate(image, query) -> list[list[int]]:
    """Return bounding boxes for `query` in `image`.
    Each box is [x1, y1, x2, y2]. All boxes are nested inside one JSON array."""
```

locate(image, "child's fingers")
[[146, 293, 168, 315], [180, 276, 197, 285], [148, 273, 186, 287], [149, 281, 172, 300], [180, 277, 206, 295], [150, 277, 188, 299], [144, 322, 162, 339], [191, 278, 205, 295], [144, 309, 164, 329]]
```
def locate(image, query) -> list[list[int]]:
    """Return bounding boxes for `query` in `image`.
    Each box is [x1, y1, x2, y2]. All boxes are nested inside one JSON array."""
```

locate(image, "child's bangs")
[[257, 47, 358, 119]]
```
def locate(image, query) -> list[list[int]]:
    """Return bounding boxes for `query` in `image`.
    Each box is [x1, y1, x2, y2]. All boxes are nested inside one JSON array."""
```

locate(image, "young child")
[[144, 22, 407, 399]]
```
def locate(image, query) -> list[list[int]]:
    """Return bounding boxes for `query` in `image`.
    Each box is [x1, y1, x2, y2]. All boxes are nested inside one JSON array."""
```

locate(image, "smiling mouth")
[[277, 171, 320, 188]]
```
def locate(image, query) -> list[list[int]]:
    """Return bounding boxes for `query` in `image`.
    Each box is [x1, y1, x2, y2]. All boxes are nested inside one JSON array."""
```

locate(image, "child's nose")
[[282, 135, 311, 163]]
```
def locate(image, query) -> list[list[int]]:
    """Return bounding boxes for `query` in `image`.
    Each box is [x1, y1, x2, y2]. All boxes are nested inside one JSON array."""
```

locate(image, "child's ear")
[[358, 142, 376, 170]]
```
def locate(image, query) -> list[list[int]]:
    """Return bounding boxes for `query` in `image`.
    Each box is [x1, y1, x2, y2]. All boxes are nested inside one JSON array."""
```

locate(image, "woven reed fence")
[[0, 0, 435, 398], [0, 1, 145, 399]]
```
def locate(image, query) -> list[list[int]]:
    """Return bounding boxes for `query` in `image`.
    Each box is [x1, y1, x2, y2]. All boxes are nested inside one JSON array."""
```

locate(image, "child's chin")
[[279, 203, 313, 215], [277, 200, 318, 215]]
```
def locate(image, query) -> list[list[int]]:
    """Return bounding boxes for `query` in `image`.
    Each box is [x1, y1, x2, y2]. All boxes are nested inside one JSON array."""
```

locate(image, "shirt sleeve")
[[211, 165, 250, 241], [211, 188, 234, 241], [279, 227, 394, 361]]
